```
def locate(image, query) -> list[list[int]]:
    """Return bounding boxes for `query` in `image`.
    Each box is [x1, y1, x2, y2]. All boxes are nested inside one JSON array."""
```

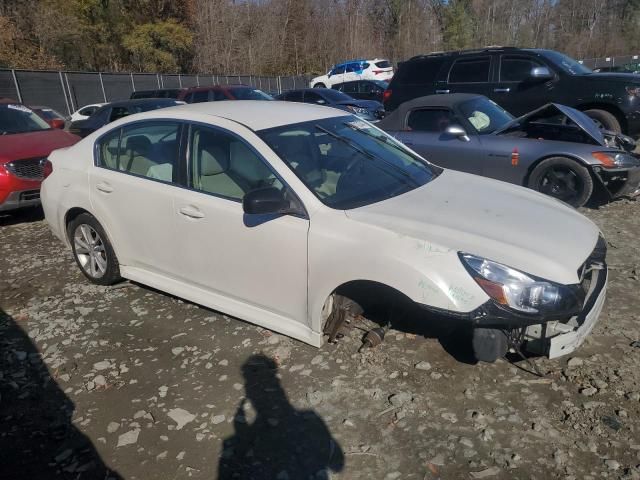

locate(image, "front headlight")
[[592, 151, 640, 168], [459, 253, 580, 315]]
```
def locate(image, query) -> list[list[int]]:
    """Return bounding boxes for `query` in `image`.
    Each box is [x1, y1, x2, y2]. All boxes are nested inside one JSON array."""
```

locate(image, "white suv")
[[310, 59, 393, 88]]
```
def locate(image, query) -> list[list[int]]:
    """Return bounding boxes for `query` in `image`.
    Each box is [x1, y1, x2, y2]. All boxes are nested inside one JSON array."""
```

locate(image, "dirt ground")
[[1, 197, 639, 480]]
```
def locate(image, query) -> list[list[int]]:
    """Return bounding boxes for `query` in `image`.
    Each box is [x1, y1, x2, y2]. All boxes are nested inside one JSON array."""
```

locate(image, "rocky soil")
[[1, 198, 639, 480]]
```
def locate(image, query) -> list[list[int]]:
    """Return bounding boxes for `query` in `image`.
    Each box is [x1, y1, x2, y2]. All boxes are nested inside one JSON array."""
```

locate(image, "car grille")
[[20, 190, 40, 201], [5, 158, 46, 180]]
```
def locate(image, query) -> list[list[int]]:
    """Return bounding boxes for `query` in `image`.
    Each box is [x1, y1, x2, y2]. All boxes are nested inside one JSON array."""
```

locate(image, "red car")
[[0, 102, 79, 212], [30, 105, 67, 129]]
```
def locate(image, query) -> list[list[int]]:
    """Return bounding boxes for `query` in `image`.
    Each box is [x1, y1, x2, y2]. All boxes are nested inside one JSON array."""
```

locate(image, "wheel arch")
[[575, 102, 627, 133], [522, 153, 594, 187]]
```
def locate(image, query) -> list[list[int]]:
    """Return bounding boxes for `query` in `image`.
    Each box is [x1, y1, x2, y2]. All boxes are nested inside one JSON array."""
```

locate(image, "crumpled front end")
[[523, 236, 608, 358]]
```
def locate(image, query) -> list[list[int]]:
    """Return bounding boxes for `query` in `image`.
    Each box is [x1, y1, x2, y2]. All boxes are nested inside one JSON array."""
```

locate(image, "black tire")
[[528, 157, 594, 208], [583, 109, 621, 133], [68, 213, 121, 285], [313, 83, 326, 88]]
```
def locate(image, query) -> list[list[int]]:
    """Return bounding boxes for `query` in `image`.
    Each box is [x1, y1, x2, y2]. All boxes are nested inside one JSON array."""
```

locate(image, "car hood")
[[335, 99, 383, 110], [345, 169, 599, 285], [494, 103, 606, 146], [0, 128, 80, 162]]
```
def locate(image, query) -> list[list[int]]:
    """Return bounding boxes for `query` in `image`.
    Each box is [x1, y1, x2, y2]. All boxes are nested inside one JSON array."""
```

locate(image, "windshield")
[[320, 89, 353, 102], [458, 97, 514, 134], [0, 104, 51, 135], [229, 88, 273, 100], [540, 50, 592, 75], [258, 115, 440, 209]]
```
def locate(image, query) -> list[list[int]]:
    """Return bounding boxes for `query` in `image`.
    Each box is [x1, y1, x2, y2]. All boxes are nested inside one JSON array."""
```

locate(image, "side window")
[[285, 91, 304, 102], [361, 82, 374, 93], [341, 82, 358, 94], [407, 109, 454, 133], [329, 65, 346, 76], [110, 107, 130, 122], [187, 90, 210, 103], [98, 128, 121, 170], [97, 122, 180, 182], [212, 90, 227, 101], [189, 125, 284, 201], [500, 56, 543, 82], [303, 92, 327, 105], [80, 106, 97, 116], [448, 57, 491, 83]]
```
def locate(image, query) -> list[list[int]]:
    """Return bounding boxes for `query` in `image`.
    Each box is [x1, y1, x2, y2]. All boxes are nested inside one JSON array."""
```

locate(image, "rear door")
[[445, 55, 494, 97], [394, 108, 484, 174], [492, 54, 556, 116], [89, 120, 183, 273]]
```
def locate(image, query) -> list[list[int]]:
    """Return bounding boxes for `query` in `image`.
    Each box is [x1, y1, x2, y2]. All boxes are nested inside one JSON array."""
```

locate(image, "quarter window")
[[97, 122, 181, 182], [448, 57, 491, 83], [500, 56, 543, 82], [189, 125, 284, 201], [407, 109, 454, 132]]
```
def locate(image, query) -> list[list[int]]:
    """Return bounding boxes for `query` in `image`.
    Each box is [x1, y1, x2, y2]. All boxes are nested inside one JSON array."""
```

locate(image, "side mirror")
[[445, 124, 470, 142], [243, 187, 291, 215], [529, 66, 553, 81], [50, 118, 65, 129]]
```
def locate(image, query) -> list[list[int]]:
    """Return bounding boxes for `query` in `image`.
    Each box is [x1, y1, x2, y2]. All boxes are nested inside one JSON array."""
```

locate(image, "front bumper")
[[594, 165, 640, 198], [0, 189, 41, 212]]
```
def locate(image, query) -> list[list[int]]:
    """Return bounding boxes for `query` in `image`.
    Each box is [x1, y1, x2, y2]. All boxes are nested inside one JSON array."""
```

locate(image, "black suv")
[[384, 47, 640, 135]]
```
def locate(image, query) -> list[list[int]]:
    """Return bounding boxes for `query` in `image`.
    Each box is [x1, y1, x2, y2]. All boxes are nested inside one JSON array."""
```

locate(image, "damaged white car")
[[41, 101, 607, 362]]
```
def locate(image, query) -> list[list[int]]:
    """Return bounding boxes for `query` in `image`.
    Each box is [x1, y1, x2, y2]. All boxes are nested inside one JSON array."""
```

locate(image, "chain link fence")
[[0, 69, 312, 116]]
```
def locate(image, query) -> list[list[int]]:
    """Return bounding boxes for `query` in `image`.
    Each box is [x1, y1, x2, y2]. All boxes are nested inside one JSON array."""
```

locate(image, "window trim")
[[498, 54, 544, 83], [447, 56, 492, 84], [93, 118, 187, 188], [184, 121, 307, 217]]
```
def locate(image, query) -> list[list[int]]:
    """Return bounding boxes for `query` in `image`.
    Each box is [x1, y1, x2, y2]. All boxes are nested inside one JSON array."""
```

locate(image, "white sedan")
[[69, 103, 107, 122], [41, 101, 607, 362]]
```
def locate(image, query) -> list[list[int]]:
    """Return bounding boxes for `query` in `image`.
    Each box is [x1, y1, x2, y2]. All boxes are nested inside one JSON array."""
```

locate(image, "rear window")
[[375, 60, 391, 69], [448, 57, 491, 83], [393, 57, 446, 85]]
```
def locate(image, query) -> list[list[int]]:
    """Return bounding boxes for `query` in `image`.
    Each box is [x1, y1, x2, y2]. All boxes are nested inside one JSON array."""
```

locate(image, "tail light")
[[382, 89, 392, 104], [41, 158, 53, 179]]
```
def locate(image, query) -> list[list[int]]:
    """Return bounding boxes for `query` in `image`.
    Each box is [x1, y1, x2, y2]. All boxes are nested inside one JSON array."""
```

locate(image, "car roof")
[[377, 94, 484, 130], [126, 100, 348, 131]]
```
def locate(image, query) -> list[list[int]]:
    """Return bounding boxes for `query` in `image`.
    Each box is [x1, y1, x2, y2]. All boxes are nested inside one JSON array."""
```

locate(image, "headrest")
[[125, 135, 151, 154], [200, 144, 228, 176]]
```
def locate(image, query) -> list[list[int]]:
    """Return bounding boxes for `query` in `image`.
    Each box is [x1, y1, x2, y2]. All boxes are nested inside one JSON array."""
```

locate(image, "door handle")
[[96, 182, 113, 193], [179, 206, 205, 219], [435, 89, 450, 94], [493, 88, 511, 93]]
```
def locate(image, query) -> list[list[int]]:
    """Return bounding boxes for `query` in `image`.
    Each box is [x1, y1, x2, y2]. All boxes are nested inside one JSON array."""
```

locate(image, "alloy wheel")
[[73, 224, 107, 278], [539, 166, 583, 204]]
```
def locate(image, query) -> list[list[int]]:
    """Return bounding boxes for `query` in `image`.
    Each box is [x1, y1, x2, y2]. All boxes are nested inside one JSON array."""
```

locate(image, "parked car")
[[130, 85, 273, 103], [384, 47, 640, 135], [310, 59, 393, 88], [0, 102, 79, 212], [275, 88, 384, 122], [68, 98, 184, 138], [30, 106, 67, 129], [70, 103, 107, 122], [378, 94, 640, 207], [332, 80, 389, 102], [42, 101, 607, 362]]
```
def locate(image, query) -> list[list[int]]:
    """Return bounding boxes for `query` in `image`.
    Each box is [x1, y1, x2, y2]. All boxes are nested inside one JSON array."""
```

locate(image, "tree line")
[[1, 0, 639, 75]]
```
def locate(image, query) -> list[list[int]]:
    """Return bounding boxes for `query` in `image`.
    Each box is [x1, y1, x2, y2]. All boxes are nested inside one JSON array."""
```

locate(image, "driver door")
[[171, 121, 310, 331], [394, 108, 484, 175]]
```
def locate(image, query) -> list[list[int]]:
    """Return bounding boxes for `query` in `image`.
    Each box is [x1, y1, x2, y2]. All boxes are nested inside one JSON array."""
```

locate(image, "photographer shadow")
[[0, 308, 121, 479], [218, 354, 344, 479]]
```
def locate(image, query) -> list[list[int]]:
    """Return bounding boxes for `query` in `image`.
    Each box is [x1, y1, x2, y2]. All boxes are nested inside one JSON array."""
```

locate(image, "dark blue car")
[[275, 88, 384, 122]]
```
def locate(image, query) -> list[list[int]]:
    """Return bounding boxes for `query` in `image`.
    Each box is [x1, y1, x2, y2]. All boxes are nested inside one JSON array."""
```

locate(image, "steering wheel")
[[335, 155, 366, 195]]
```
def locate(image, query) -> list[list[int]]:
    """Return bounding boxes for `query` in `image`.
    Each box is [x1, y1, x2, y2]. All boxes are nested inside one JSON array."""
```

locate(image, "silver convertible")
[[378, 94, 640, 207]]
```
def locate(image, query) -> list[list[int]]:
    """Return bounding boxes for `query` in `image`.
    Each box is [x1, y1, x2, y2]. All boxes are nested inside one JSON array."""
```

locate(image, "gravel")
[[1, 198, 639, 478]]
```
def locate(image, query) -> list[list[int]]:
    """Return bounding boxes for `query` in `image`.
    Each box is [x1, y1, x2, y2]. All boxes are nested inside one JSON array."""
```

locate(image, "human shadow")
[[0, 308, 121, 479], [218, 354, 344, 480]]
